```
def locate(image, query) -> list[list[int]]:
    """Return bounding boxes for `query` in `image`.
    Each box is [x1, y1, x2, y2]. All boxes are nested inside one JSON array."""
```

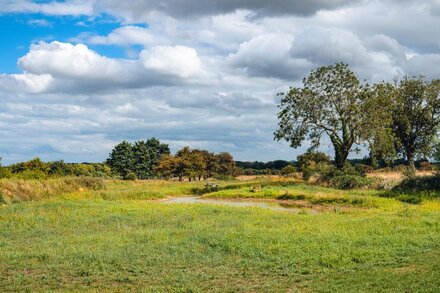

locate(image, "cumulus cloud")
[[140, 45, 203, 78], [10, 41, 209, 93], [1, 0, 440, 164], [18, 41, 124, 79]]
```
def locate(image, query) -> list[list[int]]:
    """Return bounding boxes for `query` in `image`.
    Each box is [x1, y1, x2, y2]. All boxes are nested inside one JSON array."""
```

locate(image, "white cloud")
[[18, 41, 123, 79], [88, 26, 162, 46], [140, 45, 203, 78], [0, 0, 93, 16]]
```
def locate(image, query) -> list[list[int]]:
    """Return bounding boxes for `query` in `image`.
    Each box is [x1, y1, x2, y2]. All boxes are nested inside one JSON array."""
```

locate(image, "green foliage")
[[0, 167, 12, 179], [275, 63, 369, 168], [391, 77, 440, 167], [156, 147, 235, 180], [329, 174, 372, 190], [296, 151, 333, 180], [393, 173, 440, 195], [106, 140, 135, 178], [13, 169, 48, 180], [280, 164, 296, 176], [106, 138, 170, 179], [124, 172, 137, 181]]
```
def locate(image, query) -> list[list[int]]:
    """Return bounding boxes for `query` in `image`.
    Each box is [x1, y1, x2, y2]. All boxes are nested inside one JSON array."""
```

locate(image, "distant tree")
[[216, 152, 236, 176], [155, 155, 178, 179], [204, 151, 219, 179], [391, 77, 440, 168], [107, 138, 170, 179], [106, 141, 134, 178], [275, 63, 367, 169]]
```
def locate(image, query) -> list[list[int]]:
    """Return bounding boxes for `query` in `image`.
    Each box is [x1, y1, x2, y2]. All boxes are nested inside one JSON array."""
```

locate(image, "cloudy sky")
[[0, 0, 439, 164]]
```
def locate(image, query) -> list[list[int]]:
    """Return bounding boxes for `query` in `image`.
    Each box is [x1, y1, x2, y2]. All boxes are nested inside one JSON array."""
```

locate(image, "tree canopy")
[[274, 63, 366, 168]]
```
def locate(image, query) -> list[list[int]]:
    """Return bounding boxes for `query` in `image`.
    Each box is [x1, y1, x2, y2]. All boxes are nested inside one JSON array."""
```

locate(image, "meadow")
[[1, 177, 440, 292]]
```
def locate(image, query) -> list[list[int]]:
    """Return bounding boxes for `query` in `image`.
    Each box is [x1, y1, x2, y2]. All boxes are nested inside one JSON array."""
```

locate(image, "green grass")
[[1, 178, 440, 291]]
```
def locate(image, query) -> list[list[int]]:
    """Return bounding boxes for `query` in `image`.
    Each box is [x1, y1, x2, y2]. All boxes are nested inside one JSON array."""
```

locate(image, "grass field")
[[1, 177, 440, 292]]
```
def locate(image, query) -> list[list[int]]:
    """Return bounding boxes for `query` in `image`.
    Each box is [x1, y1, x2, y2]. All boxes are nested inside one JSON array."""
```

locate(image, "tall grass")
[[0, 177, 105, 204]]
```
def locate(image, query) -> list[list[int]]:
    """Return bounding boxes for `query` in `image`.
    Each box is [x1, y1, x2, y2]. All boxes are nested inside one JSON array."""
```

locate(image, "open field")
[[1, 177, 440, 292]]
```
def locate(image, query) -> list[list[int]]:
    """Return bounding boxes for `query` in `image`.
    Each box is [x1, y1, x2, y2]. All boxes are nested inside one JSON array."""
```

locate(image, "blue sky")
[[0, 1, 439, 164]]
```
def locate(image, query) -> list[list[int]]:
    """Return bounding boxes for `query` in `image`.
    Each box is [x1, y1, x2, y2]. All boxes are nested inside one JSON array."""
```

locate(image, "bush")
[[281, 165, 296, 176], [13, 169, 47, 180], [393, 173, 440, 194], [297, 152, 332, 172], [329, 175, 372, 190], [0, 167, 12, 179], [354, 164, 374, 176], [124, 172, 137, 181], [419, 161, 433, 171]]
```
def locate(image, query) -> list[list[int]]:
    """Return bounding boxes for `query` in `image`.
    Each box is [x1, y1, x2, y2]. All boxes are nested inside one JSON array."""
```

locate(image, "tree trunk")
[[330, 135, 350, 169], [406, 152, 415, 168]]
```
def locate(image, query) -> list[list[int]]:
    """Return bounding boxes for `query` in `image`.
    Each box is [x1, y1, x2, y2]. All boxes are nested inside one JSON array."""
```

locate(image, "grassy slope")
[[1, 179, 440, 291]]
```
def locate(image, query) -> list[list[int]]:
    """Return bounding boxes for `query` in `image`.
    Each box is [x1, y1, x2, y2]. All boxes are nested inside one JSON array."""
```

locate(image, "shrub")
[[297, 152, 332, 172], [124, 172, 137, 181], [419, 161, 433, 171], [393, 173, 440, 194], [0, 167, 12, 179], [329, 175, 372, 190], [354, 164, 374, 176], [13, 169, 47, 180], [281, 165, 296, 176]]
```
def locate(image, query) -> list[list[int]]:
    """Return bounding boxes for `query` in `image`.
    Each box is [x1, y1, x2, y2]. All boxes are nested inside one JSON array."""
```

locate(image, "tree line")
[[275, 63, 440, 174], [106, 138, 236, 180]]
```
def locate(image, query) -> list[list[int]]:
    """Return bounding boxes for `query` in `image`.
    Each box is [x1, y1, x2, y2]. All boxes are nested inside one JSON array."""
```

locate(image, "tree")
[[107, 138, 170, 179], [274, 63, 366, 168], [391, 77, 440, 168], [216, 152, 236, 176], [106, 141, 134, 178], [155, 155, 178, 179], [361, 82, 397, 168], [132, 141, 152, 179], [145, 138, 170, 165]]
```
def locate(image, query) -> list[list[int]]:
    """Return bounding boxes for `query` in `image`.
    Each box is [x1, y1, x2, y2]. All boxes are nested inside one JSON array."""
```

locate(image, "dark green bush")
[[393, 173, 440, 194], [329, 175, 372, 190]]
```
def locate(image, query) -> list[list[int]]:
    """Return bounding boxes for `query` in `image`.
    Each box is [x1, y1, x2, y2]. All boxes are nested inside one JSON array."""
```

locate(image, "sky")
[[0, 1, 440, 164]]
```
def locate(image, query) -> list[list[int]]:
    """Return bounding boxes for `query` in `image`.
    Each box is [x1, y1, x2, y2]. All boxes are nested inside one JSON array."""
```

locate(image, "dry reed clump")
[[0, 177, 105, 204]]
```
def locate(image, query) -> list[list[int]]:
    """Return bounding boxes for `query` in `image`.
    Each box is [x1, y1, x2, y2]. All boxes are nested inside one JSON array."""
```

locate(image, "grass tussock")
[[0, 177, 105, 204]]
